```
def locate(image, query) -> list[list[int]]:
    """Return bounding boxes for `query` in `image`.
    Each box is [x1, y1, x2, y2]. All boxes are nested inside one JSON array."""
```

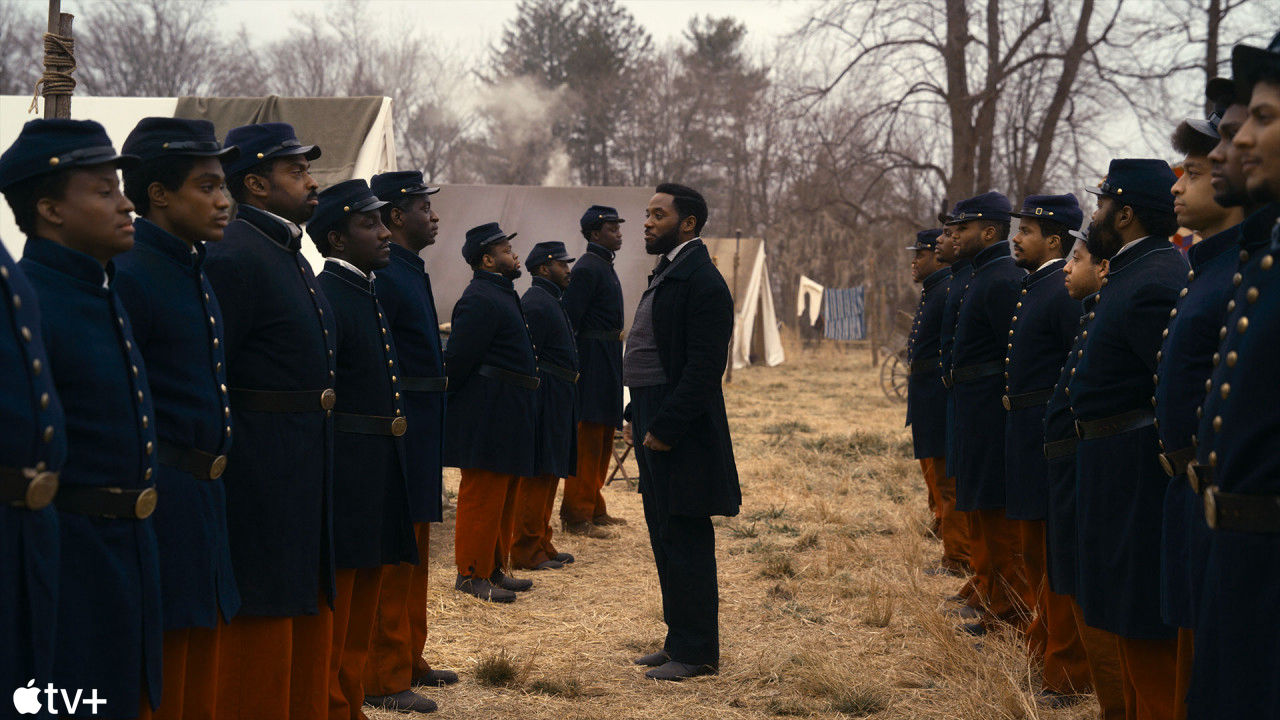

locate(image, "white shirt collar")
[[665, 236, 700, 262], [326, 257, 373, 281], [1037, 257, 1064, 272], [260, 208, 303, 241], [1111, 236, 1149, 261]]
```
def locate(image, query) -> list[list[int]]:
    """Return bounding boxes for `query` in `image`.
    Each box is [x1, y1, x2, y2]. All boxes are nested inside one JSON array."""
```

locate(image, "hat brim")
[[1185, 117, 1220, 140], [905, 244, 934, 251], [273, 144, 322, 162], [349, 197, 389, 214]]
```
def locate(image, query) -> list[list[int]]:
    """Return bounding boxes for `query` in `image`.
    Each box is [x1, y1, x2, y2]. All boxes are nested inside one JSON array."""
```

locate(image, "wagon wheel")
[[880, 352, 909, 402]]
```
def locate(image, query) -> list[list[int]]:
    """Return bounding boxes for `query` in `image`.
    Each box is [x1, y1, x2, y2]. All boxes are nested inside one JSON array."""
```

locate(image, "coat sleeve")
[[445, 291, 497, 384], [1124, 282, 1180, 374], [561, 261, 597, 331], [648, 269, 734, 447], [203, 250, 260, 366]]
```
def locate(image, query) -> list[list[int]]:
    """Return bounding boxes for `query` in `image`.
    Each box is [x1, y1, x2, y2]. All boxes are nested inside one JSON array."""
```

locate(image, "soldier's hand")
[[642, 432, 671, 452], [623, 422, 633, 446]]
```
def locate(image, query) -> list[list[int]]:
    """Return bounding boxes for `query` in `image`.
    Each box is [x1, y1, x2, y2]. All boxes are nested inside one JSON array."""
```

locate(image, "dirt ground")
[[370, 340, 1098, 719]]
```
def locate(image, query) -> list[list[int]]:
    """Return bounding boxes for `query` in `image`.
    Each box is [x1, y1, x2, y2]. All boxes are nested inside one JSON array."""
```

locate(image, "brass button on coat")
[[320, 388, 337, 410]]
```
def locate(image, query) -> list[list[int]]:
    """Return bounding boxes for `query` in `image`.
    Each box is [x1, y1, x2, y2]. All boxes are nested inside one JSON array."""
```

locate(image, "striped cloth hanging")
[[822, 286, 865, 340]]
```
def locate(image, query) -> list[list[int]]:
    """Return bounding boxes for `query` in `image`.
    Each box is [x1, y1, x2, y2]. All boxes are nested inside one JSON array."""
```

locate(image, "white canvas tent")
[[704, 237, 785, 369], [0, 94, 397, 271]]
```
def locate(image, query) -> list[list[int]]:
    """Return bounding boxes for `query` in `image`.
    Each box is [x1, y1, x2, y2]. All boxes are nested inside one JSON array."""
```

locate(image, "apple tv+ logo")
[[12, 680, 106, 715]]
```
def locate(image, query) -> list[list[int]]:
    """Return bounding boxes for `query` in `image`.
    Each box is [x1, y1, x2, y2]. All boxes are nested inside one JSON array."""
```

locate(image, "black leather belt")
[[950, 360, 1004, 384], [334, 412, 408, 437], [1043, 437, 1078, 460], [909, 354, 940, 376], [1204, 485, 1280, 533], [1075, 409, 1155, 440], [1159, 445, 1197, 478], [56, 485, 158, 520], [477, 364, 540, 390], [400, 376, 448, 393], [157, 441, 227, 480], [230, 387, 336, 413], [0, 465, 59, 510], [580, 328, 624, 342], [1003, 388, 1054, 411], [538, 359, 579, 383], [1187, 463, 1214, 494]]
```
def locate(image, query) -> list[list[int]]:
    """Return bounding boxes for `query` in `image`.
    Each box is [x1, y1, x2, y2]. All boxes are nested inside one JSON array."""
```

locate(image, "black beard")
[[1091, 205, 1124, 258], [502, 267, 522, 280], [1214, 186, 1251, 209], [646, 225, 681, 256]]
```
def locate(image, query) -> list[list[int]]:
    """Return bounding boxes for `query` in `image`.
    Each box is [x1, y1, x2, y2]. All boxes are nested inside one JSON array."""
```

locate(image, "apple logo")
[[12, 679, 41, 715]]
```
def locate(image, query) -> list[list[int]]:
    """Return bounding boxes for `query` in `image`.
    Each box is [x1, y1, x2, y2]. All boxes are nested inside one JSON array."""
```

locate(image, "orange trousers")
[[137, 623, 222, 720], [1173, 628, 1192, 720], [328, 566, 384, 720], [967, 508, 1031, 627], [365, 523, 434, 696], [1072, 600, 1126, 720], [511, 475, 561, 569], [925, 462, 970, 570], [1020, 520, 1091, 694], [919, 458, 942, 524], [455, 468, 519, 579], [1116, 634, 1178, 720], [560, 422, 612, 523], [214, 601, 333, 720]]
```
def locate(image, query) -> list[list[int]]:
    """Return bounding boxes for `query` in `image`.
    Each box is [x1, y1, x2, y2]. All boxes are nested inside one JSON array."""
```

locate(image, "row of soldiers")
[[904, 32, 1280, 720], [0, 114, 635, 719]]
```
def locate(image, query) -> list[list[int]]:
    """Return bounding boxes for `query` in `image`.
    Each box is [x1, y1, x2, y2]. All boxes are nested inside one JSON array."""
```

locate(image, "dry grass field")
[[370, 340, 1098, 720]]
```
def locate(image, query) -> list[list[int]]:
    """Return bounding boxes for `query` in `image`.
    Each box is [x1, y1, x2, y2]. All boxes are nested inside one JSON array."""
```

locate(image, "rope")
[[28, 32, 76, 114]]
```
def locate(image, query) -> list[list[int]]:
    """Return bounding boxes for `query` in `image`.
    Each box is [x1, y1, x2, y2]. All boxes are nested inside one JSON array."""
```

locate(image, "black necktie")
[[655, 256, 672, 275]]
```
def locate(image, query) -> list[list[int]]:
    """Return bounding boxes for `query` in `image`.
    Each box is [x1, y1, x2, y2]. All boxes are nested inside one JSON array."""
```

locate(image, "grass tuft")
[[527, 676, 583, 697], [761, 553, 796, 579], [474, 649, 521, 687]]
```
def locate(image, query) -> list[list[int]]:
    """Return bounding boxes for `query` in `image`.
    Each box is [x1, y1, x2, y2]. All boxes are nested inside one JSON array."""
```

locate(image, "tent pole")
[[726, 229, 741, 383]]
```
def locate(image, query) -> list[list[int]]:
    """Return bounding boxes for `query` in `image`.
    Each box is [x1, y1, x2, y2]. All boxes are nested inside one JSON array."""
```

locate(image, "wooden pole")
[[725, 229, 742, 383], [43, 0, 74, 119]]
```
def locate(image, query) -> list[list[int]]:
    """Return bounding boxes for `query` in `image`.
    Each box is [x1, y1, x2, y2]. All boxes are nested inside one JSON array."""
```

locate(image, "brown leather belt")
[[56, 484, 158, 520], [538, 359, 579, 383], [1203, 485, 1280, 533], [400, 376, 448, 393], [1187, 463, 1214, 494], [0, 465, 59, 510], [157, 441, 227, 480], [1003, 388, 1054, 411], [1043, 437, 1078, 460], [1075, 409, 1156, 440], [580, 328, 624, 342], [950, 360, 1004, 384], [477, 364, 540, 390], [909, 354, 940, 377], [1159, 445, 1197, 478], [230, 387, 336, 413], [334, 412, 408, 437]]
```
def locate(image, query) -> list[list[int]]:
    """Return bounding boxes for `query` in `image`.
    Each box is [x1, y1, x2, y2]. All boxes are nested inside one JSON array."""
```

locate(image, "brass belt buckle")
[[1159, 453, 1175, 477], [209, 455, 228, 480], [391, 416, 408, 437], [1203, 485, 1220, 530], [320, 388, 337, 410], [1001, 395, 1012, 411], [1074, 420, 1084, 438], [134, 487, 159, 519], [23, 469, 59, 510]]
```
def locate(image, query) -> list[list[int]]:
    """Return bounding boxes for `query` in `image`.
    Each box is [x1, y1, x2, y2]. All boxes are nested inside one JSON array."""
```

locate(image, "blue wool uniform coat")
[[563, 243, 624, 428], [1044, 294, 1096, 596], [1068, 234, 1188, 639], [21, 237, 162, 717], [0, 243, 65, 701], [940, 258, 973, 477], [1153, 226, 1238, 630], [1004, 260, 1077, 520], [203, 204, 336, 616], [444, 270, 537, 477], [317, 262, 417, 568], [906, 267, 950, 459], [950, 242, 1024, 511], [114, 218, 240, 631], [522, 276, 580, 478], [375, 243, 445, 523], [1186, 203, 1280, 720]]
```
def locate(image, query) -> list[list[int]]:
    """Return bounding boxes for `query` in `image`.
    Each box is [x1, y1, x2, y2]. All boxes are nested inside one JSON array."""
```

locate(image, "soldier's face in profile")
[[1235, 80, 1280, 203], [40, 164, 136, 265], [1210, 104, 1252, 207], [403, 196, 439, 249], [539, 258, 572, 289], [160, 157, 231, 245], [1172, 154, 1231, 234], [261, 157, 319, 224], [1011, 219, 1050, 270], [1063, 238, 1105, 300], [483, 240, 522, 280], [334, 210, 391, 273], [935, 227, 958, 263], [593, 221, 623, 252], [911, 248, 936, 283]]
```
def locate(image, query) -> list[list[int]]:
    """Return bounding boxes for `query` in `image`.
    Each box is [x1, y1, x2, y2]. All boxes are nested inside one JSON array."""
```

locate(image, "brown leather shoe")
[[564, 520, 615, 539], [593, 514, 628, 526], [412, 668, 459, 687], [454, 575, 515, 603]]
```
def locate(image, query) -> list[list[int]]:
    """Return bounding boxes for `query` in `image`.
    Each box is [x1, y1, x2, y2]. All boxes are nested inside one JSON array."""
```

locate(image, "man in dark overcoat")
[[624, 183, 740, 681]]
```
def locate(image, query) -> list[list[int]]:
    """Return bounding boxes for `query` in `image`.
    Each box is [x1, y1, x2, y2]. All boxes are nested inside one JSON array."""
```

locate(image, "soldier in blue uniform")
[[308, 180, 420, 719], [0, 118, 161, 718], [0, 233, 64, 710], [1186, 33, 1280, 720], [512, 241, 581, 571], [945, 191, 1030, 635], [446, 222, 538, 603], [204, 122, 336, 720], [904, 229, 960, 573], [1068, 158, 1186, 717], [113, 117, 240, 720], [1002, 193, 1089, 703], [1155, 98, 1244, 716], [364, 170, 459, 709], [561, 204, 628, 538]]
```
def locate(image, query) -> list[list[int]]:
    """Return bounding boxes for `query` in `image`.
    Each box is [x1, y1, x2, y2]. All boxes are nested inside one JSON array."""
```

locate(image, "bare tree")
[[0, 1, 40, 96]]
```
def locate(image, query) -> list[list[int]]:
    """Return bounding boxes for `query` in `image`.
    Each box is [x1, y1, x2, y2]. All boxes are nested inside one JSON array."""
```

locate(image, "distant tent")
[[796, 275, 824, 326], [823, 286, 866, 340], [704, 237, 785, 369]]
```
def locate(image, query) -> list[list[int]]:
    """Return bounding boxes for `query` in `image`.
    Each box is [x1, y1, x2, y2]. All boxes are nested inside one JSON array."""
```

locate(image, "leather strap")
[[538, 359, 579, 383], [1159, 445, 1197, 478], [400, 376, 448, 393], [230, 387, 336, 413], [909, 354, 940, 376], [1204, 486, 1280, 533], [477, 364, 540, 390], [580, 328, 624, 342], [1043, 437, 1078, 460], [950, 360, 1004, 384], [157, 441, 227, 481], [1003, 388, 1054, 411], [0, 465, 59, 510], [56, 484, 158, 520], [1075, 409, 1156, 440], [334, 412, 408, 437]]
